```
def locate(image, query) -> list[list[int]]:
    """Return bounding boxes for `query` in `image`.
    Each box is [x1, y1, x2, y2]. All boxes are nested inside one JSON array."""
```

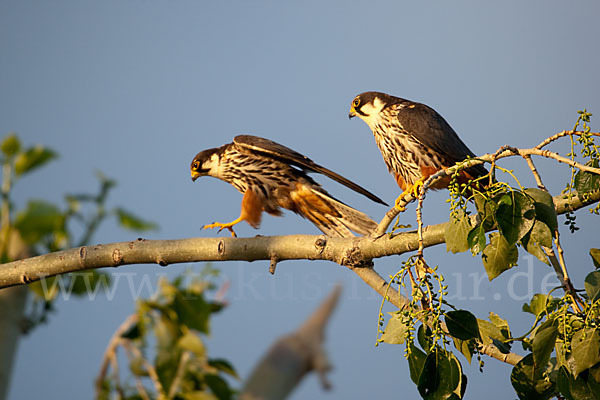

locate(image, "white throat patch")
[[357, 97, 386, 130], [206, 153, 222, 176]]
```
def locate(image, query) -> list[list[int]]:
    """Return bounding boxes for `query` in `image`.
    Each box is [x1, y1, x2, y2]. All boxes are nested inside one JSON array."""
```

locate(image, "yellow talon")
[[203, 218, 242, 238], [394, 195, 407, 212], [410, 178, 425, 198], [394, 178, 426, 211]]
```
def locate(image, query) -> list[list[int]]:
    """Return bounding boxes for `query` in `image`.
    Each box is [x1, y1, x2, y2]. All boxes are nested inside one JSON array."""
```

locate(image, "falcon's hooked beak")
[[348, 107, 357, 119], [191, 170, 201, 181]]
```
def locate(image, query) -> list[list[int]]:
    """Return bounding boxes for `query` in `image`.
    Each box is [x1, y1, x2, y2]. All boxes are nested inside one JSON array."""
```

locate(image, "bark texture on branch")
[[0, 190, 598, 289]]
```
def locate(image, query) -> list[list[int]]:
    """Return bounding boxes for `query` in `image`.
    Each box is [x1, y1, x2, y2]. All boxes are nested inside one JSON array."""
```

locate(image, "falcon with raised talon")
[[348, 91, 489, 210], [190, 135, 387, 237]]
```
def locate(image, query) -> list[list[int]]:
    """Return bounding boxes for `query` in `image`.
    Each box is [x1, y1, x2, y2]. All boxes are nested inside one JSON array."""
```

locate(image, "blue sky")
[[1, 1, 599, 399]]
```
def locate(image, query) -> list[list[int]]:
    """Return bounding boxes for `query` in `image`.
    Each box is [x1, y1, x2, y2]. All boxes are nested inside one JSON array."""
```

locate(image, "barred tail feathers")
[[289, 184, 377, 238]]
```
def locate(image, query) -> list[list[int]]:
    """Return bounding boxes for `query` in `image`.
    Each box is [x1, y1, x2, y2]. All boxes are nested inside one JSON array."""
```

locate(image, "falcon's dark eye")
[[353, 98, 360, 108], [193, 161, 200, 169]]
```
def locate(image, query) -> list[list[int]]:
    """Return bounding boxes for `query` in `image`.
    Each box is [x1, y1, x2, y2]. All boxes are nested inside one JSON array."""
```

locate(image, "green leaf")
[[467, 223, 486, 255], [14, 200, 65, 245], [585, 271, 600, 302], [129, 356, 148, 377], [482, 232, 519, 280], [417, 349, 465, 399], [474, 193, 498, 231], [445, 310, 479, 341], [417, 351, 443, 398], [532, 320, 558, 373], [173, 291, 211, 334], [114, 208, 158, 231], [418, 324, 433, 352], [529, 220, 553, 248], [489, 312, 511, 339], [556, 367, 574, 400], [510, 354, 554, 400], [208, 359, 239, 379], [177, 330, 205, 357], [591, 364, 600, 386], [591, 249, 600, 269], [28, 276, 60, 301], [522, 221, 552, 265], [477, 319, 504, 346], [381, 313, 408, 344], [204, 374, 234, 400], [524, 188, 558, 232], [181, 392, 218, 400], [571, 328, 600, 378], [574, 159, 600, 194], [492, 338, 513, 354], [155, 321, 180, 389], [14, 145, 57, 176], [555, 339, 572, 371], [69, 271, 111, 296], [445, 210, 472, 253], [498, 193, 512, 207], [121, 322, 142, 340], [496, 191, 536, 245], [557, 365, 600, 400], [452, 337, 474, 364], [1, 133, 21, 157], [523, 294, 559, 317], [408, 342, 428, 385]]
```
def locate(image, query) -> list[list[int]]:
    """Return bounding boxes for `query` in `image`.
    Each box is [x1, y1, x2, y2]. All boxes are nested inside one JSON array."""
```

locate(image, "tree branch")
[[535, 130, 600, 149], [1, 190, 597, 290], [6, 180, 591, 373], [241, 285, 341, 398], [374, 138, 600, 236]]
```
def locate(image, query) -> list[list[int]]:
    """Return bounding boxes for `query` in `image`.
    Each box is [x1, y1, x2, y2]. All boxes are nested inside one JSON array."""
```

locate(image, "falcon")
[[190, 135, 387, 238], [348, 91, 489, 209]]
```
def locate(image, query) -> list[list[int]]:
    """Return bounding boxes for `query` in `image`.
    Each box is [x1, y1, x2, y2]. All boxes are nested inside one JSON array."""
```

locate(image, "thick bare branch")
[[1, 190, 597, 289], [241, 285, 341, 399]]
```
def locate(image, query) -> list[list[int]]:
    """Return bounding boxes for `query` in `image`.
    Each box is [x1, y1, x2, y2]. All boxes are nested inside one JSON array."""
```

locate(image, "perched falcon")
[[348, 91, 488, 208], [190, 135, 387, 238]]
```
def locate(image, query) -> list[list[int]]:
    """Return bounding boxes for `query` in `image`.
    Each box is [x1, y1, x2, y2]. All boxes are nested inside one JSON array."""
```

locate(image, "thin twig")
[[96, 314, 139, 397], [109, 354, 124, 400], [121, 339, 164, 398], [521, 154, 584, 313], [269, 254, 278, 275], [1, 161, 13, 260], [554, 232, 584, 313], [523, 155, 547, 191], [520, 147, 600, 174], [119, 340, 151, 400], [168, 351, 191, 399], [542, 245, 582, 314], [416, 188, 426, 258], [536, 130, 600, 150]]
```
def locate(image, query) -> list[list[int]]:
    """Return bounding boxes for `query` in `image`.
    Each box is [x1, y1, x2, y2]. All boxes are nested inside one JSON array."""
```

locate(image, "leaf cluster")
[[510, 281, 600, 400], [381, 111, 600, 399], [1, 133, 157, 332], [446, 186, 557, 281], [97, 269, 238, 400]]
